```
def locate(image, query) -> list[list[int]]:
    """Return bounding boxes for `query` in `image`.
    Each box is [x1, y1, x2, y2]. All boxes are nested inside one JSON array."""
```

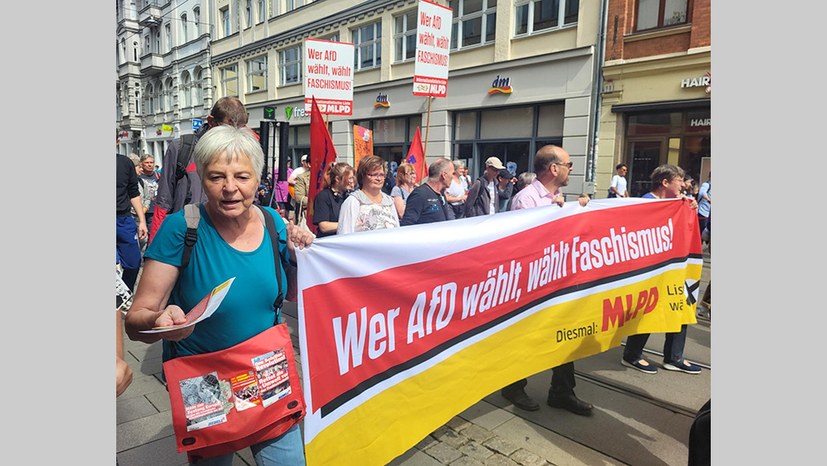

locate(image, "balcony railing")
[[140, 53, 165, 75]]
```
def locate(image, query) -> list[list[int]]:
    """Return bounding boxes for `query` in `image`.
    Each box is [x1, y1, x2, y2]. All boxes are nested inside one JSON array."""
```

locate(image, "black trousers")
[[503, 361, 576, 397]]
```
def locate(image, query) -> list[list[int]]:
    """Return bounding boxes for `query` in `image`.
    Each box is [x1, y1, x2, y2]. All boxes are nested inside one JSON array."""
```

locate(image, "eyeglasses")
[[554, 161, 574, 169], [365, 172, 385, 179]]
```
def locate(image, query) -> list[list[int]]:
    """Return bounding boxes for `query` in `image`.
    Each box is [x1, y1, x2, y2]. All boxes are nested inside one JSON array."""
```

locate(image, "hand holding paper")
[[139, 277, 235, 335]]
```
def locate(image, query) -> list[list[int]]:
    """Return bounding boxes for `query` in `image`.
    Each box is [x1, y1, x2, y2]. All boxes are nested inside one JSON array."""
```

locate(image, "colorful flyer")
[[140, 277, 235, 333], [230, 371, 262, 412], [252, 349, 292, 407], [179, 372, 228, 431]]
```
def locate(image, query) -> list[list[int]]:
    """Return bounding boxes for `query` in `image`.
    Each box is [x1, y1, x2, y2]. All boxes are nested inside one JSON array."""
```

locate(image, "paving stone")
[[460, 424, 496, 444], [128, 354, 163, 376], [389, 448, 443, 466], [432, 425, 468, 449], [510, 449, 548, 466], [483, 437, 520, 457], [415, 434, 440, 450], [146, 388, 172, 412], [446, 415, 472, 431], [116, 435, 186, 466], [117, 395, 160, 424], [459, 441, 495, 461], [116, 410, 175, 452], [425, 442, 463, 464], [483, 453, 520, 466], [117, 373, 166, 401], [450, 455, 485, 466]]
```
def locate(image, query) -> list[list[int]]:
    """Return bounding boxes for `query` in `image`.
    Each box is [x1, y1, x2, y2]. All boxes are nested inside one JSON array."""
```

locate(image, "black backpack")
[[174, 134, 197, 206]]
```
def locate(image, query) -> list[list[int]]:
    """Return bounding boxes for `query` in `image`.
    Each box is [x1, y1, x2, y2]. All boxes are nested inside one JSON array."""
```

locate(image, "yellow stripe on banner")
[[306, 264, 700, 465]]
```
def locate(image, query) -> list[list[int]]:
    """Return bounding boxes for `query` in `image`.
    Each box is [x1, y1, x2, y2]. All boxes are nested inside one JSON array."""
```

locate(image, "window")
[[258, 0, 266, 23], [247, 56, 268, 92], [180, 71, 192, 108], [393, 10, 417, 62], [155, 29, 161, 53], [221, 7, 231, 37], [144, 83, 153, 113], [450, 0, 497, 50], [515, 0, 579, 36], [163, 77, 174, 112], [194, 67, 204, 106], [636, 0, 687, 31], [279, 46, 301, 85], [286, 0, 304, 12], [352, 22, 381, 70], [165, 23, 171, 52], [245, 0, 252, 28], [133, 41, 138, 61], [181, 14, 188, 42], [144, 35, 150, 54], [193, 7, 201, 35], [221, 64, 239, 96]]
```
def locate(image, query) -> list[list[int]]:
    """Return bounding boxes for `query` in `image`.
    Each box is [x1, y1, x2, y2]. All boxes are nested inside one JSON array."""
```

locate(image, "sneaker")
[[621, 358, 658, 374], [662, 359, 702, 374]]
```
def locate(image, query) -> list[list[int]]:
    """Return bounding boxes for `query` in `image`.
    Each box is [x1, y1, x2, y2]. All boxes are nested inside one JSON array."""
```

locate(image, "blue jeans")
[[190, 424, 305, 466], [116, 215, 142, 291], [623, 324, 689, 364]]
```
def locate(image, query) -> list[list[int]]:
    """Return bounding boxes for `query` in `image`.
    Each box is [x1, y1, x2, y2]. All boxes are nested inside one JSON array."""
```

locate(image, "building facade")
[[116, 0, 214, 166], [208, 0, 604, 198], [595, 0, 710, 197]]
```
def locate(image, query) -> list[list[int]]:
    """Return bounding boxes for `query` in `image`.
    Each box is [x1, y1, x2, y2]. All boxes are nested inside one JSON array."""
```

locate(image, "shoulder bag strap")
[[256, 206, 285, 324]]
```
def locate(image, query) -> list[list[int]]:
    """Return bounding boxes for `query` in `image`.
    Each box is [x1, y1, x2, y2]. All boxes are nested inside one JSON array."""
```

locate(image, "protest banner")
[[296, 198, 703, 465], [353, 125, 373, 170], [304, 38, 355, 115], [412, 0, 452, 98]]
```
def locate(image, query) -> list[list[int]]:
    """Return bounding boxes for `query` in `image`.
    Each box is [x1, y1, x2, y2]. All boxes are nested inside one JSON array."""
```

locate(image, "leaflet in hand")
[[139, 277, 235, 333]]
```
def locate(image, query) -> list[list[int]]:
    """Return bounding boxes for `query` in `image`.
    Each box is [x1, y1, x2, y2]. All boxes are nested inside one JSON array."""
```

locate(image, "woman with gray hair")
[[125, 125, 314, 465]]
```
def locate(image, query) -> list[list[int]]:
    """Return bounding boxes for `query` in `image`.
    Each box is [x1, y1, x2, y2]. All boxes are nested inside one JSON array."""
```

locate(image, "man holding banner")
[[502, 145, 594, 415]]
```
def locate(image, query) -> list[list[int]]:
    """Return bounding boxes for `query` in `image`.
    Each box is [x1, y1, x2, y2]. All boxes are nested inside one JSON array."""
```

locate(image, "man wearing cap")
[[465, 156, 506, 217], [288, 154, 309, 186]]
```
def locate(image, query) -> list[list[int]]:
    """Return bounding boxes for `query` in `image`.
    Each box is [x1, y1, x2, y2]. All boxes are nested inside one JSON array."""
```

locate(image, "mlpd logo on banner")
[[488, 75, 513, 95]]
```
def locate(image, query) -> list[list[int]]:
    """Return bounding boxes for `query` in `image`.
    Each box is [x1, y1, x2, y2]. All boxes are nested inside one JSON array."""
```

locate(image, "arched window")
[[164, 77, 174, 111], [133, 41, 138, 61], [193, 67, 204, 108], [181, 14, 188, 42], [193, 7, 201, 36], [180, 71, 192, 108], [144, 83, 153, 114]]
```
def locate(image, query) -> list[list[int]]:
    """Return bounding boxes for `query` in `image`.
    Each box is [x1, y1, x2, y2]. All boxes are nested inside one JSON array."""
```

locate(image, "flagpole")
[[424, 96, 432, 158]]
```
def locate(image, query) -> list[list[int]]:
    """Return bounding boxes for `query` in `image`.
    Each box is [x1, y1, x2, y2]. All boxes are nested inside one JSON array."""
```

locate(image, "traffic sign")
[[263, 106, 276, 120], [192, 118, 203, 132]]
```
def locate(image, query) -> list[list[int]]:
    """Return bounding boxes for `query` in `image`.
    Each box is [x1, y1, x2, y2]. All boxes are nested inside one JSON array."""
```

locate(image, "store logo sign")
[[488, 75, 513, 95], [681, 72, 711, 94], [374, 93, 390, 108]]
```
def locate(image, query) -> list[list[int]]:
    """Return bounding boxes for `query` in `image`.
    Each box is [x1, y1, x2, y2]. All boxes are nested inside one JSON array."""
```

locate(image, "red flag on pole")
[[406, 126, 428, 183], [308, 97, 337, 233]]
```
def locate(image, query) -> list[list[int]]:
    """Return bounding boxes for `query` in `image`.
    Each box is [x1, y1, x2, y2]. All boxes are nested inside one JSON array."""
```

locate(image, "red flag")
[[406, 126, 428, 183], [308, 97, 337, 233]]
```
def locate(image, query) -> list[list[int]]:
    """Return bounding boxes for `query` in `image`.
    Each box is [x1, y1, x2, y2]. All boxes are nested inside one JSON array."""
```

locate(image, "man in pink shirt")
[[501, 144, 593, 416]]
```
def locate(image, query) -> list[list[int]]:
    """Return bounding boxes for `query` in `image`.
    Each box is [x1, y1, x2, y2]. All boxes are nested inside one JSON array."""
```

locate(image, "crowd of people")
[[116, 97, 710, 464]]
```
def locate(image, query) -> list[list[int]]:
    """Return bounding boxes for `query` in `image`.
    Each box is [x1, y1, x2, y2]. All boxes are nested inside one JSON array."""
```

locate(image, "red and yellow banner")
[[296, 198, 703, 465], [353, 124, 373, 170]]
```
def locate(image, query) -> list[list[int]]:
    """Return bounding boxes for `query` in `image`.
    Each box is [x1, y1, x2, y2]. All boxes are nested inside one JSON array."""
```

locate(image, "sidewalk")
[[117, 250, 710, 465]]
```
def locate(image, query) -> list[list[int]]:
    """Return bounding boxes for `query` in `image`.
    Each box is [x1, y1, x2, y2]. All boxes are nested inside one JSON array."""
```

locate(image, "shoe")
[[501, 387, 540, 411], [547, 393, 593, 416], [621, 357, 658, 374], [662, 359, 702, 374]]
